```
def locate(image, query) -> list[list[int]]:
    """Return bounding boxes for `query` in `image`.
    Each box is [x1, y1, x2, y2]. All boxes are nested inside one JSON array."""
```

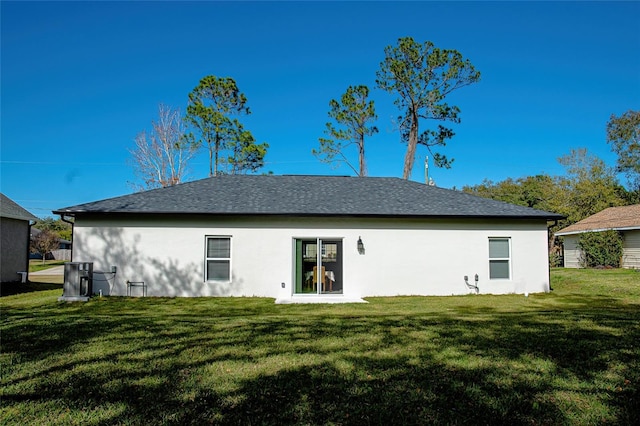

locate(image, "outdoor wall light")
[[357, 236, 365, 255]]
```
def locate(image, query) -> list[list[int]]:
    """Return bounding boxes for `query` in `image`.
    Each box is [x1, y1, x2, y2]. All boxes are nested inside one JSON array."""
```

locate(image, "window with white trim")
[[205, 236, 231, 281], [489, 238, 510, 279]]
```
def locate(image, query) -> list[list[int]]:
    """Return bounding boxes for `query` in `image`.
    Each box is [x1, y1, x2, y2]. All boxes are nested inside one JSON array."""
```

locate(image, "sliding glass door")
[[294, 238, 342, 295]]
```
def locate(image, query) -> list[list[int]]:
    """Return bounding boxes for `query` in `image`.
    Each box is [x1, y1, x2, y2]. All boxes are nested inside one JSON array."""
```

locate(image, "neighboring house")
[[53, 175, 563, 302], [1, 193, 38, 283], [29, 228, 72, 260], [556, 204, 640, 269]]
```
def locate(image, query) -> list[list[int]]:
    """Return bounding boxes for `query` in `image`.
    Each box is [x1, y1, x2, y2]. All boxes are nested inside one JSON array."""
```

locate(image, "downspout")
[[548, 219, 559, 291], [60, 214, 75, 262]]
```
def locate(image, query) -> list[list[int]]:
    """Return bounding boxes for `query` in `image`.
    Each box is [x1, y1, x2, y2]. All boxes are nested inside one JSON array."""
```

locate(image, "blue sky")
[[1, 1, 639, 217]]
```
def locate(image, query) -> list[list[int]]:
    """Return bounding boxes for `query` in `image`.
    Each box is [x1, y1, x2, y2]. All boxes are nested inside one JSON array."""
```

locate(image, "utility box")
[[59, 262, 93, 302]]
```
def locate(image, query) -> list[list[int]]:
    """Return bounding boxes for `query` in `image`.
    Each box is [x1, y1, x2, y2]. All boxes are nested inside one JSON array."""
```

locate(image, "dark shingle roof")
[[1, 193, 38, 221], [53, 175, 563, 220]]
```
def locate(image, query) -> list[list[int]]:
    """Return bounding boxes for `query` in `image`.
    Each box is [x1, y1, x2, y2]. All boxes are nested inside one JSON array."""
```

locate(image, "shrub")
[[577, 230, 623, 268], [549, 244, 563, 267]]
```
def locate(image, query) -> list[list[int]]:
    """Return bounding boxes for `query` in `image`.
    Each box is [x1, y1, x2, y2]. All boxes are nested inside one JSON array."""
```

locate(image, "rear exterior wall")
[[71, 215, 552, 299]]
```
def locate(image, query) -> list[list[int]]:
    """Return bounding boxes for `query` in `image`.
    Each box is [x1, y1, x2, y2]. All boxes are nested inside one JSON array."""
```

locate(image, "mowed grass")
[[28, 260, 66, 273], [1, 269, 639, 425]]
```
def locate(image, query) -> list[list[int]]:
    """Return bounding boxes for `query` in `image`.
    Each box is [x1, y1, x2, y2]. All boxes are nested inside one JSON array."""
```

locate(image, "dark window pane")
[[489, 260, 510, 279], [207, 260, 230, 281]]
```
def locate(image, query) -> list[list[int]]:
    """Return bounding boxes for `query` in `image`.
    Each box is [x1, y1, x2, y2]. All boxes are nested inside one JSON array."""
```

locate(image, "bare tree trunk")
[[358, 134, 366, 177], [210, 145, 215, 177], [403, 110, 419, 179], [214, 143, 218, 177]]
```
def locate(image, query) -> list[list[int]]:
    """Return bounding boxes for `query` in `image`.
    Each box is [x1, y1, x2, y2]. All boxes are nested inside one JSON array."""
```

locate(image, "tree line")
[[462, 112, 639, 222], [129, 77, 269, 190], [462, 111, 639, 267], [127, 36, 639, 246], [463, 147, 637, 226], [29, 217, 72, 263], [129, 37, 481, 188]]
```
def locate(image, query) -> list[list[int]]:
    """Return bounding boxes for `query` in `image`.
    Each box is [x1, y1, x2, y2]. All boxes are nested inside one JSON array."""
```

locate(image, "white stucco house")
[[555, 204, 640, 269], [53, 175, 562, 302]]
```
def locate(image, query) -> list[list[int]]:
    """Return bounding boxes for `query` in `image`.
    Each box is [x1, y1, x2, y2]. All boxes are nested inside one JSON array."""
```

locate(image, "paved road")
[[30, 265, 64, 276]]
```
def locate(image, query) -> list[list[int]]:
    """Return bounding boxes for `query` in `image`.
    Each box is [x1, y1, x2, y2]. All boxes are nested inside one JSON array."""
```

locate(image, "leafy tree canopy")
[[223, 121, 269, 175], [555, 148, 627, 223], [185, 76, 267, 176], [463, 149, 629, 228], [463, 174, 557, 212], [30, 228, 60, 264], [33, 217, 72, 241], [376, 37, 480, 178], [313, 85, 378, 176], [606, 109, 640, 195]]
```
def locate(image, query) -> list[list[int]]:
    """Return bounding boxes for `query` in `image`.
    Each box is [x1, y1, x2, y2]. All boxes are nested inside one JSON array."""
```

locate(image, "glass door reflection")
[[294, 239, 342, 295]]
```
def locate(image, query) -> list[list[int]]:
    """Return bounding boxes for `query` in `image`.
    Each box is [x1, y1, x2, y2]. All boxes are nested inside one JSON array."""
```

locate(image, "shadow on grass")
[[0, 281, 63, 297], [1, 293, 639, 425]]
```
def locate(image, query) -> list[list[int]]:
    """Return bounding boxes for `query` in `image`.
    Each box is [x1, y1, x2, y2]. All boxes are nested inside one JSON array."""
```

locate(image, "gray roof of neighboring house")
[[1, 193, 38, 221], [53, 175, 563, 220]]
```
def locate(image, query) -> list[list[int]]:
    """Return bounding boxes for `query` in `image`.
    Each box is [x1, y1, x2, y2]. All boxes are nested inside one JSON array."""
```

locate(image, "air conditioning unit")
[[59, 262, 93, 302]]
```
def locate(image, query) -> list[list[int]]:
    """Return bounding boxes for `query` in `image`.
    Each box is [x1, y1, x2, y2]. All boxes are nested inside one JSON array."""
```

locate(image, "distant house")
[[556, 204, 640, 269], [29, 227, 72, 261], [54, 175, 562, 302], [1, 194, 38, 283]]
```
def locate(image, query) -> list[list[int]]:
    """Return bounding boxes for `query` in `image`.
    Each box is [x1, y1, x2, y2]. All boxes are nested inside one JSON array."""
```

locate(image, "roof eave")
[[1, 213, 38, 221], [556, 225, 640, 236], [52, 210, 562, 221]]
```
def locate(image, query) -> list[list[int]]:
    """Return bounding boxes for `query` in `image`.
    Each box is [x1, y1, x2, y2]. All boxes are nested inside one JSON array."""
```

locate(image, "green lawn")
[[28, 259, 66, 273], [1, 269, 639, 425]]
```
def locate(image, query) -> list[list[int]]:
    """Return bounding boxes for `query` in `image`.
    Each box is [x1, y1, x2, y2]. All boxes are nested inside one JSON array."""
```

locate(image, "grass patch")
[[1, 269, 639, 425], [28, 260, 66, 273]]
